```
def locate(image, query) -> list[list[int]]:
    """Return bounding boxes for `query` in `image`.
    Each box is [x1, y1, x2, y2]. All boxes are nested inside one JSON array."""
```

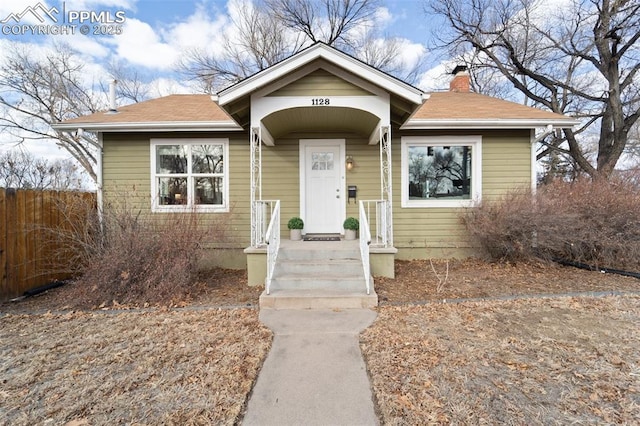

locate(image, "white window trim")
[[150, 138, 229, 213], [401, 135, 482, 208]]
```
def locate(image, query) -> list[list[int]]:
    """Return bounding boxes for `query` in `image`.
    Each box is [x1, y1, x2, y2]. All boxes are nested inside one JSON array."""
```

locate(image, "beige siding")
[[262, 136, 381, 234], [269, 69, 373, 96], [102, 128, 532, 263], [102, 132, 251, 249], [392, 129, 532, 258]]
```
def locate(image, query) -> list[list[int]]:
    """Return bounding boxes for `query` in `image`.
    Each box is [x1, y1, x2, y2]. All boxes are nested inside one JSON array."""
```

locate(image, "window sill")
[[152, 205, 229, 213], [401, 199, 478, 209]]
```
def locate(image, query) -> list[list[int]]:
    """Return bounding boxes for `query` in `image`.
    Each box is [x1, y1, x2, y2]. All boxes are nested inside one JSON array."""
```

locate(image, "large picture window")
[[151, 139, 229, 212], [401, 136, 482, 208]]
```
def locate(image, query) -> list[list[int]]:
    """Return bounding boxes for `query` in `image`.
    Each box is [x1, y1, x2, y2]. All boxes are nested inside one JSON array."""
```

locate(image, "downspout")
[[76, 128, 103, 227], [531, 124, 554, 194], [530, 124, 554, 249]]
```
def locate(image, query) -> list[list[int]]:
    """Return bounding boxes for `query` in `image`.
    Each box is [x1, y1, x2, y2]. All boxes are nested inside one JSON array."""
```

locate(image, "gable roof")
[[402, 91, 579, 129], [215, 42, 426, 107], [53, 94, 241, 132]]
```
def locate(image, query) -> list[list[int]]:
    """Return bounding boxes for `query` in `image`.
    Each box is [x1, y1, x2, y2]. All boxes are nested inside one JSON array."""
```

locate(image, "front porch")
[[258, 239, 378, 309], [244, 199, 397, 309]]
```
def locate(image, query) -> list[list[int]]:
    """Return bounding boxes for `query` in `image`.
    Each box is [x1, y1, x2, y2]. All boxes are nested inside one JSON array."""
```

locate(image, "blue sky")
[[0, 0, 451, 159]]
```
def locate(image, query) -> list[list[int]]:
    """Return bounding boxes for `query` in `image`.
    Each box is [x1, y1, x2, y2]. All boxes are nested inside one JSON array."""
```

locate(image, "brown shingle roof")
[[57, 94, 239, 130], [407, 91, 575, 125]]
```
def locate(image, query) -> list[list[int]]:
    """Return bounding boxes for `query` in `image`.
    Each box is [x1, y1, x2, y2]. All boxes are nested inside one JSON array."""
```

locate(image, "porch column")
[[250, 126, 262, 247], [379, 125, 393, 246]]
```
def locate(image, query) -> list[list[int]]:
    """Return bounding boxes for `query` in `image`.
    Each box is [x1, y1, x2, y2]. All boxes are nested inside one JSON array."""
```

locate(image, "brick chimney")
[[450, 65, 470, 92]]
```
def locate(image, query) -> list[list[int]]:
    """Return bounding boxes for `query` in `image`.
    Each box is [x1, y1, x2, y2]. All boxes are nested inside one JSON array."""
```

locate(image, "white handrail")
[[361, 200, 391, 248], [264, 200, 280, 295], [359, 201, 372, 295]]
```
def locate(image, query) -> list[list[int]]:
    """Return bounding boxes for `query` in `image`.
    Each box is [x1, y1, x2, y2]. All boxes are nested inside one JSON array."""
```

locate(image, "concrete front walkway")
[[242, 309, 379, 425]]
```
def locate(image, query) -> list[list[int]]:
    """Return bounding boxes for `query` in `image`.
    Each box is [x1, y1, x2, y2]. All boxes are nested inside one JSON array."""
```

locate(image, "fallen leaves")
[[0, 309, 272, 425], [361, 296, 640, 425]]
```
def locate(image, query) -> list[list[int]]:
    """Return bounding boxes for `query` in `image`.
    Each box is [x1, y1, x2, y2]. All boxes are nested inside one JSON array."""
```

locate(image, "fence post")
[[0, 188, 7, 300]]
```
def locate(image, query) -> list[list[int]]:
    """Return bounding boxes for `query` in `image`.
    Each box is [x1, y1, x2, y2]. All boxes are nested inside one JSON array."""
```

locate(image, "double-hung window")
[[151, 139, 229, 212], [401, 136, 482, 208]]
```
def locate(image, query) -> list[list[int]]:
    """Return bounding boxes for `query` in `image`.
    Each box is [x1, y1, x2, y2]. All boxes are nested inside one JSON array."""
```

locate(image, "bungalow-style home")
[[55, 42, 578, 308]]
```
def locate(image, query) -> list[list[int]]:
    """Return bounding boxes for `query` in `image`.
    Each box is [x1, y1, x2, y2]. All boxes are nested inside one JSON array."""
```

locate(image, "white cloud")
[[417, 60, 455, 92], [62, 0, 138, 11], [109, 17, 179, 70], [167, 3, 228, 54]]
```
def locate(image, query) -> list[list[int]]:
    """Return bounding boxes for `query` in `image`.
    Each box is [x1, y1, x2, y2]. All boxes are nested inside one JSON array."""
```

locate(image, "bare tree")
[[178, 0, 304, 92], [0, 149, 85, 190], [105, 60, 150, 104], [267, 0, 379, 47], [0, 42, 149, 183], [427, 0, 640, 179], [0, 42, 104, 182], [178, 0, 425, 91]]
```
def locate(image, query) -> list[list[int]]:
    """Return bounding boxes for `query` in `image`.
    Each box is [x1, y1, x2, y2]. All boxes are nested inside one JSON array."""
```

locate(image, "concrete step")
[[274, 259, 364, 276], [260, 289, 378, 310], [270, 275, 367, 292], [278, 247, 361, 262]]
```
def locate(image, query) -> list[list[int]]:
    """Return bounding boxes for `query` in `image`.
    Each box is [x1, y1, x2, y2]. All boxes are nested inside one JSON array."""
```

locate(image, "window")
[[151, 139, 229, 212], [401, 136, 482, 208]]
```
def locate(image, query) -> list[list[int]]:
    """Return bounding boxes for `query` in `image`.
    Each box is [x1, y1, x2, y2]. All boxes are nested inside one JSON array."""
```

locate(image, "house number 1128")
[[311, 98, 330, 106]]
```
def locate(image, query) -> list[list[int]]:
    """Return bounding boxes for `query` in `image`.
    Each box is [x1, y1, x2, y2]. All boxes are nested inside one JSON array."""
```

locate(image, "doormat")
[[303, 236, 341, 241]]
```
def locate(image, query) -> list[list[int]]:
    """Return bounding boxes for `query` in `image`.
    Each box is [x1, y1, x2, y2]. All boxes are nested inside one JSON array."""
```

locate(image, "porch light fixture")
[[346, 155, 354, 171]]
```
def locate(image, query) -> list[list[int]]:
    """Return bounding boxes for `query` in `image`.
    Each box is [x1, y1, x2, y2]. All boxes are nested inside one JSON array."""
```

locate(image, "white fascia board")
[[218, 44, 424, 106], [400, 118, 581, 130], [52, 121, 243, 132]]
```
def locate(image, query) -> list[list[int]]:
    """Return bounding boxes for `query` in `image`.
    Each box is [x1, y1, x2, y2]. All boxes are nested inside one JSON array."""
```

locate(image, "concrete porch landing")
[[259, 239, 378, 309]]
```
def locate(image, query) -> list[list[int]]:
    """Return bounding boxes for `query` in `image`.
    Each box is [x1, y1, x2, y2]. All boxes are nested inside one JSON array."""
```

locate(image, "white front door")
[[300, 140, 345, 234]]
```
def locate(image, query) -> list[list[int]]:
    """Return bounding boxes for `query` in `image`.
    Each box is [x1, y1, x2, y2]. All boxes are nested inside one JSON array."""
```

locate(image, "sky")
[[0, 0, 453, 161]]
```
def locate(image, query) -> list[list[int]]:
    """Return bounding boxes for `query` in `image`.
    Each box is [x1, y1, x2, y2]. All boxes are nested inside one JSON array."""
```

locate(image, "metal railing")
[[360, 199, 392, 248], [359, 201, 372, 295], [252, 200, 279, 248], [264, 200, 280, 295]]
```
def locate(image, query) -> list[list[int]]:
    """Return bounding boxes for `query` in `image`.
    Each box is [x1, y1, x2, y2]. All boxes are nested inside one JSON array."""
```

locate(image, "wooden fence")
[[0, 188, 96, 301]]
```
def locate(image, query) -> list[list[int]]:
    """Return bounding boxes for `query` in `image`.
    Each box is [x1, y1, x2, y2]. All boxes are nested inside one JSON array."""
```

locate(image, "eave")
[[52, 121, 244, 133], [217, 43, 425, 107], [400, 118, 581, 130]]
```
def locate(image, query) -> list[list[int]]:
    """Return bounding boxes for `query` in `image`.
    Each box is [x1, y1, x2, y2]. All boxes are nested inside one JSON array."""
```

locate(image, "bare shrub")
[[463, 176, 640, 271], [48, 196, 232, 308], [461, 189, 538, 261]]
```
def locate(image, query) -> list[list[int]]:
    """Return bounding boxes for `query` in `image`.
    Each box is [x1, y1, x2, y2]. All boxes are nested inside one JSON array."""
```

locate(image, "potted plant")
[[287, 217, 304, 241], [343, 217, 359, 240]]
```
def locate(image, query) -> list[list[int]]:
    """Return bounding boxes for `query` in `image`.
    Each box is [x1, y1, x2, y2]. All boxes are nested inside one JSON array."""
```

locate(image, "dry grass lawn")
[[362, 296, 640, 425], [2, 260, 640, 425], [0, 309, 271, 425]]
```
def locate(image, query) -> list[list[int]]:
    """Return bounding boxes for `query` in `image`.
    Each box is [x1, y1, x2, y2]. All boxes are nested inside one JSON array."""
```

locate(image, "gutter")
[[52, 121, 243, 133], [400, 118, 581, 130]]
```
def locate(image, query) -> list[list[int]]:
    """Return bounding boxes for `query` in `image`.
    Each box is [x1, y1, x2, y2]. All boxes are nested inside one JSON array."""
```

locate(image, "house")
[[55, 43, 578, 307]]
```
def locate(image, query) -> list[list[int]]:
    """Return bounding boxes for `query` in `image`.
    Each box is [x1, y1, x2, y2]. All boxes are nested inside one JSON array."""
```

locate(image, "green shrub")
[[287, 217, 304, 229], [343, 217, 359, 231]]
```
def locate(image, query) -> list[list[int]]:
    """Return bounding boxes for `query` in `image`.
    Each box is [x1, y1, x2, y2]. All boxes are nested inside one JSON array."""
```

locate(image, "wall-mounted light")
[[346, 155, 354, 171]]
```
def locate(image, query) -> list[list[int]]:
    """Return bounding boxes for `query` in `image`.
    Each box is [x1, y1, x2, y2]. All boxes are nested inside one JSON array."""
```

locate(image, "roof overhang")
[[217, 43, 425, 107], [52, 121, 243, 133], [400, 118, 581, 130]]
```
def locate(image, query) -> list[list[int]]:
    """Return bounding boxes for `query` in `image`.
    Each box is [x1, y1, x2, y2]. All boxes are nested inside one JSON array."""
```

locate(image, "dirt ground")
[[3, 258, 639, 313], [376, 258, 640, 304], [2, 259, 639, 425], [0, 309, 271, 425], [361, 296, 640, 424]]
